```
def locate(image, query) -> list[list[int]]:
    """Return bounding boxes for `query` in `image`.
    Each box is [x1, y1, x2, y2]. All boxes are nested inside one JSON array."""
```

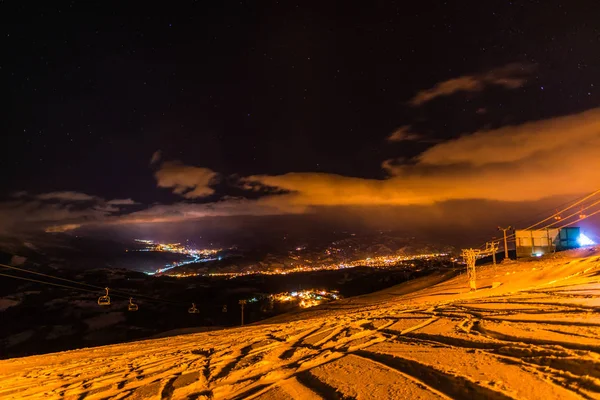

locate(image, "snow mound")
[[84, 312, 126, 330], [0, 297, 20, 311]]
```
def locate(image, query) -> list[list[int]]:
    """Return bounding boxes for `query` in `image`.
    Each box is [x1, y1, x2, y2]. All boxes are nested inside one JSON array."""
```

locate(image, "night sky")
[[2, 1, 600, 245]]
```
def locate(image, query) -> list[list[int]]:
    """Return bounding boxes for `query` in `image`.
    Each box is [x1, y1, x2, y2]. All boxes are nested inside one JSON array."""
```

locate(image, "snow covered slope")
[[1, 248, 600, 399]]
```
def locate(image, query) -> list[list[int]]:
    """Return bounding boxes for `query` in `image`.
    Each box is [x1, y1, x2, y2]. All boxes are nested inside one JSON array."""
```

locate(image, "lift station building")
[[515, 227, 582, 258]]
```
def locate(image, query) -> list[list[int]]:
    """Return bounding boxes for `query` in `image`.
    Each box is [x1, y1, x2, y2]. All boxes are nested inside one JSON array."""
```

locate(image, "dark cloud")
[[386, 126, 423, 142], [106, 198, 139, 206], [36, 191, 98, 202], [0, 192, 141, 234], [409, 63, 536, 106], [10, 191, 28, 198], [150, 150, 162, 165], [114, 198, 305, 225]]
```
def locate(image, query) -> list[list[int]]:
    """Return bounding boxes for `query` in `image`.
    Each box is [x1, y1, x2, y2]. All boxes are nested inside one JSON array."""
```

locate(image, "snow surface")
[[84, 312, 126, 331], [1, 248, 599, 399], [0, 297, 20, 311]]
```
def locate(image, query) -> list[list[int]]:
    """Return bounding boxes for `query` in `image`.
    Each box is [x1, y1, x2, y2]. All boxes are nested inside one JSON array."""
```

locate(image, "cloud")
[[4, 107, 600, 234], [106, 198, 138, 206], [155, 161, 219, 198], [11, 191, 28, 198], [32, 200, 301, 234], [386, 125, 422, 142], [0, 200, 108, 233], [414, 107, 600, 168], [115, 198, 305, 226], [409, 63, 536, 106], [0, 192, 142, 234], [245, 107, 600, 206], [150, 150, 162, 165], [45, 224, 82, 233], [37, 191, 98, 202], [381, 158, 405, 175]]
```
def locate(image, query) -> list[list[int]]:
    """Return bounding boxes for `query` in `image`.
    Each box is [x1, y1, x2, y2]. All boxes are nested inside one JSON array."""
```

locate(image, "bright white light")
[[578, 233, 595, 246], [534, 252, 543, 257]]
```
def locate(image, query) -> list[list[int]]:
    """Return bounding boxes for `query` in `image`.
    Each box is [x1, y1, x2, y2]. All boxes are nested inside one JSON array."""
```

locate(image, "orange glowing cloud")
[[154, 161, 219, 198], [45, 224, 82, 233], [4, 107, 600, 234], [245, 107, 600, 207]]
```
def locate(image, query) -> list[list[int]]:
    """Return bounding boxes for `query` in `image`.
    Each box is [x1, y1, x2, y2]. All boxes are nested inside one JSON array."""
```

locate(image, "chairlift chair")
[[188, 303, 200, 314], [128, 297, 138, 312], [98, 287, 111, 306], [554, 210, 562, 221], [222, 304, 227, 313]]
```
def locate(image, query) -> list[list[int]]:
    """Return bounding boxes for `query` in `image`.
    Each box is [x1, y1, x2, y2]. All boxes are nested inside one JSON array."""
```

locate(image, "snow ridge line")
[[400, 316, 440, 335], [354, 350, 515, 400]]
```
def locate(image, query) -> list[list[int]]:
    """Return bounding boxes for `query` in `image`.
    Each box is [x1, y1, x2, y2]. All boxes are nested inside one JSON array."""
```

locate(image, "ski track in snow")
[[1, 250, 600, 399]]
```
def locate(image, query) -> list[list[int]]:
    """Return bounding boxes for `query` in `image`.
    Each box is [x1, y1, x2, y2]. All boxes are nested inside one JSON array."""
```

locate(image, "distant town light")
[[578, 233, 595, 246]]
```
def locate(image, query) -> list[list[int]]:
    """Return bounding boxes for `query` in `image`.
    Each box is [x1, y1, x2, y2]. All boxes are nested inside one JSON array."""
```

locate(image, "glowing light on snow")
[[578, 233, 595, 246], [534, 252, 543, 257]]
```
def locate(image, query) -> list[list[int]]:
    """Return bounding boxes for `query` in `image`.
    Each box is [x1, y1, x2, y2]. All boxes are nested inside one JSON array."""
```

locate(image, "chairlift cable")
[[0, 263, 186, 306], [499, 189, 600, 243], [474, 188, 600, 250], [0, 271, 197, 309], [0, 263, 106, 290], [521, 188, 600, 232], [555, 206, 600, 230], [534, 197, 600, 232], [505, 197, 600, 243], [511, 193, 594, 227], [0, 272, 122, 296]]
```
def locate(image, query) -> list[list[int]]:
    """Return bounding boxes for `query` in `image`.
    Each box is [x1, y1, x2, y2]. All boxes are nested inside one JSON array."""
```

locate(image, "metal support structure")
[[530, 230, 536, 256], [486, 241, 499, 270], [239, 300, 247, 326], [546, 228, 555, 254], [461, 248, 481, 291], [498, 226, 512, 259]]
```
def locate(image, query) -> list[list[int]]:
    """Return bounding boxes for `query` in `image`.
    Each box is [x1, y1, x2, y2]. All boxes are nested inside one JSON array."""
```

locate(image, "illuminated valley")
[[134, 238, 450, 278]]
